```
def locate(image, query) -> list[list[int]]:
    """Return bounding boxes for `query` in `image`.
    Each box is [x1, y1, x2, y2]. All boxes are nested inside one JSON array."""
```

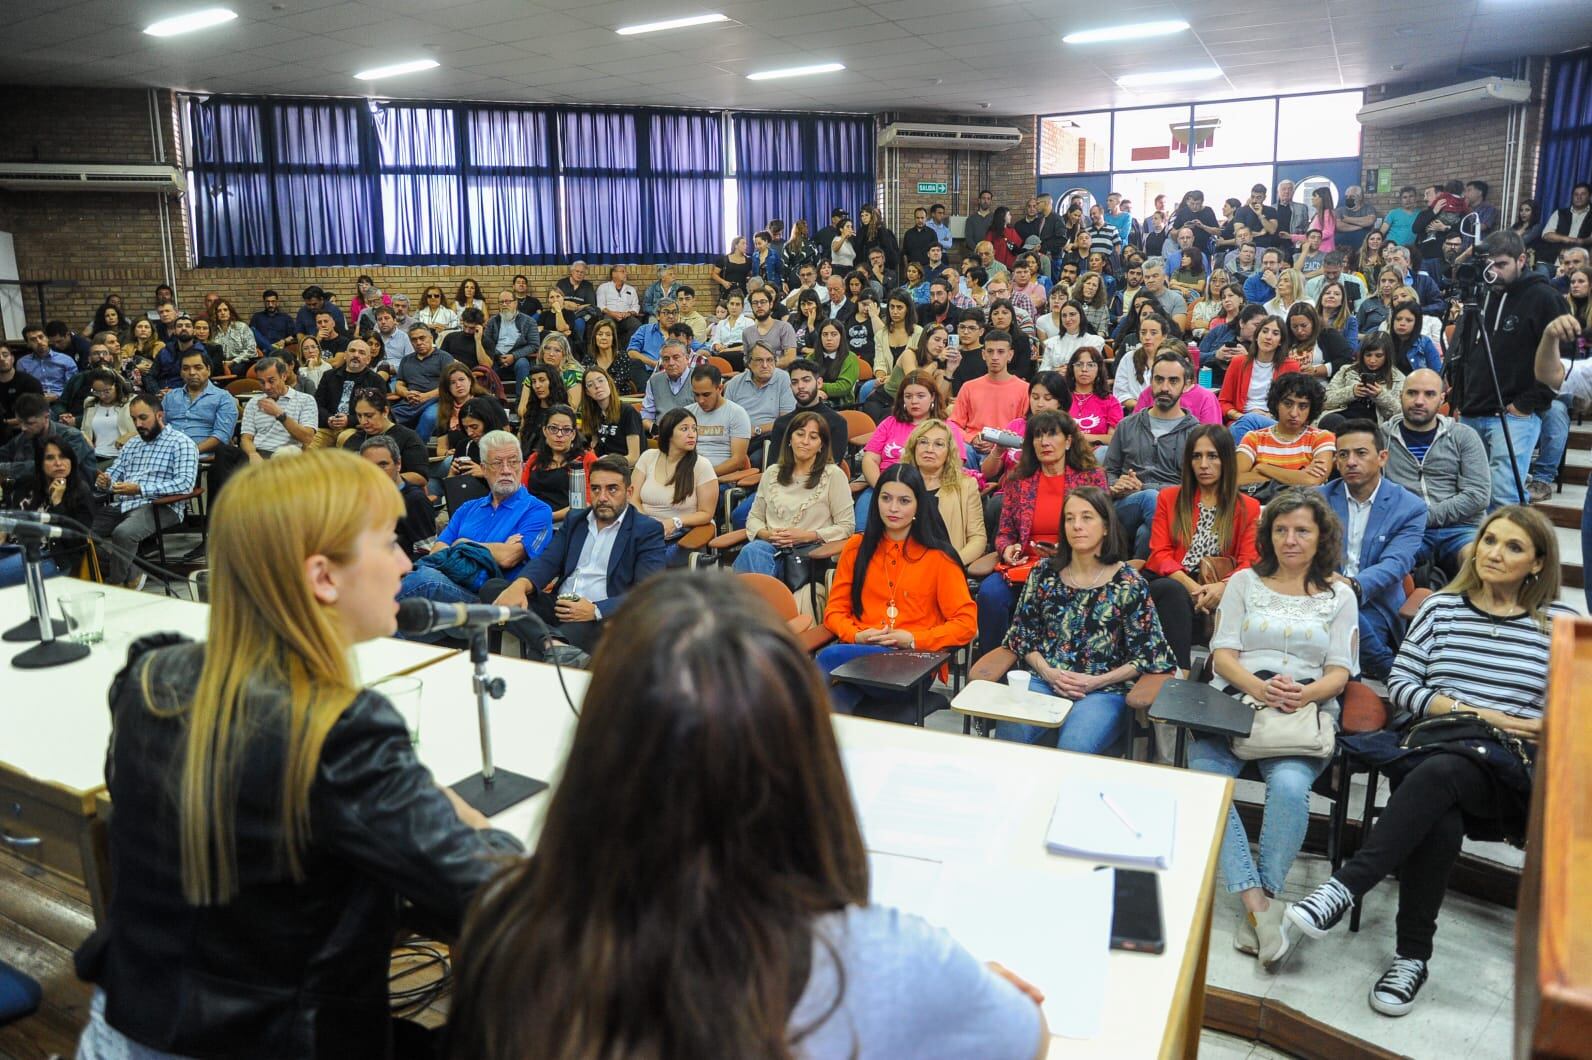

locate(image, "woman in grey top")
[[447, 572, 1048, 1059]]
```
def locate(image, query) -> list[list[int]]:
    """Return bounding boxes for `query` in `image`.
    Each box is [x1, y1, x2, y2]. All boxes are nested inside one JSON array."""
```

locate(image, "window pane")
[[1191, 99, 1276, 167], [1275, 91, 1364, 160], [1114, 164, 1274, 233], [1039, 113, 1110, 174], [1112, 106, 1192, 172]]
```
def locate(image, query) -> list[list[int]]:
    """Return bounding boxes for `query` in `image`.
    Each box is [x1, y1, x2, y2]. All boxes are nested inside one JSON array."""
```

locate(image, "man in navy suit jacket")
[[1318, 420, 1428, 679], [487, 454, 666, 655]]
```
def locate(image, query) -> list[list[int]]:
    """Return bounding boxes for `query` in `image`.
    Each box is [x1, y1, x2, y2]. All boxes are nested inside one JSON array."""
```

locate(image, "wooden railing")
[[1515, 615, 1592, 1057]]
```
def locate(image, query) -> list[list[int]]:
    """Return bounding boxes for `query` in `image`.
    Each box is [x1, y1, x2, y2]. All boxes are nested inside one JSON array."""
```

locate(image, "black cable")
[[387, 938, 452, 1018]]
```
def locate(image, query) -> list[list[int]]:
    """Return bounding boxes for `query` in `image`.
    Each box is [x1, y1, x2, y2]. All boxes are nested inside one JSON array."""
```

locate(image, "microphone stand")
[[7, 532, 88, 669], [3, 534, 68, 645], [449, 627, 547, 816]]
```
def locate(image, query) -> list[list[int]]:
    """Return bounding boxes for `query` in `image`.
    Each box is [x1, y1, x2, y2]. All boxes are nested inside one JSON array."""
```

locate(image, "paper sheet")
[[842, 748, 1029, 863], [928, 865, 1114, 1040]]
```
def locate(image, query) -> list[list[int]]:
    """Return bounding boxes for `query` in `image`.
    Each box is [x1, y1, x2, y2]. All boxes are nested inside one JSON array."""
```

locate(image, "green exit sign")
[[917, 182, 948, 195]]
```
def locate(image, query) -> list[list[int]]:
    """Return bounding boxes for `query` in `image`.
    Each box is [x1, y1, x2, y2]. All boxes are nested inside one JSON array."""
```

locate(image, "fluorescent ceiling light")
[[354, 58, 440, 81], [1117, 66, 1224, 87], [616, 12, 728, 35], [1064, 19, 1189, 44], [746, 62, 845, 81], [143, 7, 237, 37]]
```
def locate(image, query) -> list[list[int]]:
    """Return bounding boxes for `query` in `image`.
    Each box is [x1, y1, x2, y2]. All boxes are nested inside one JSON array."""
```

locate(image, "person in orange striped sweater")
[[820, 463, 976, 717]]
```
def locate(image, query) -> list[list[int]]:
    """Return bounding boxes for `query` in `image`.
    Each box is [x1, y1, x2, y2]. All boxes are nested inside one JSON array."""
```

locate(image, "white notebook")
[[1045, 777, 1177, 869]]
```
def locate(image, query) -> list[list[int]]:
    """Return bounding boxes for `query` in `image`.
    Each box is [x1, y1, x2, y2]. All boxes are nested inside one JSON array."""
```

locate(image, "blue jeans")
[[1528, 395, 1570, 485], [1422, 524, 1476, 567], [393, 397, 439, 441], [732, 493, 755, 530], [1188, 734, 1328, 895], [853, 486, 874, 532], [395, 566, 478, 641], [0, 546, 64, 588], [976, 573, 1018, 656], [996, 688, 1131, 756], [1358, 604, 1399, 680], [512, 356, 534, 386], [732, 538, 779, 576], [1113, 487, 1162, 557], [1229, 412, 1275, 445], [816, 642, 896, 714], [1462, 411, 1541, 509]]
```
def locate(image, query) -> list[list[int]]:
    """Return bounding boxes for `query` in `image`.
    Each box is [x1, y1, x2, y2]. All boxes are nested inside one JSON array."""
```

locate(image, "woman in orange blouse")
[[821, 463, 976, 716]]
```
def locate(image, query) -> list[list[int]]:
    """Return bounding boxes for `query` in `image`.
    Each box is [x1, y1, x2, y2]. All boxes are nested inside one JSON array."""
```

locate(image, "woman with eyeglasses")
[[80, 368, 136, 468], [519, 405, 596, 522]]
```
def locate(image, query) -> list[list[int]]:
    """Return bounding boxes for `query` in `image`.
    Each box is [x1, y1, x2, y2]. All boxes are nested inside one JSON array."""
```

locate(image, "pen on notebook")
[[1099, 791, 1143, 839]]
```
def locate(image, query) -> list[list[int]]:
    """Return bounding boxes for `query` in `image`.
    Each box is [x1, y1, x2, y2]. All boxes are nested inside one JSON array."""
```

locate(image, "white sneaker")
[[1253, 900, 1293, 968], [1234, 911, 1259, 956], [129, 571, 148, 592]]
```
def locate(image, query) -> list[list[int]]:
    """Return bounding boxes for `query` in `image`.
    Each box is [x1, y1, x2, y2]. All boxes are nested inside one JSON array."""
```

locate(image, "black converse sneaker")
[[1369, 957, 1428, 1016], [1286, 878, 1354, 939]]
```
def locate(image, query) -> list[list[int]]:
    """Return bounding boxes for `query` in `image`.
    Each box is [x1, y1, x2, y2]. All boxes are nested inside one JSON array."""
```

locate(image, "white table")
[[0, 579, 458, 905], [406, 651, 1231, 1058]]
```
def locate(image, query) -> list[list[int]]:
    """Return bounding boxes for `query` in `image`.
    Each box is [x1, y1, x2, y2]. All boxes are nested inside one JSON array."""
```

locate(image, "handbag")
[[1229, 671, 1337, 761]]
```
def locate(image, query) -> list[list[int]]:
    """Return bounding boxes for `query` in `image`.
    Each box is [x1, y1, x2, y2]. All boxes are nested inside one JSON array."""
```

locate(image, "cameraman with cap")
[[1454, 230, 1575, 508]]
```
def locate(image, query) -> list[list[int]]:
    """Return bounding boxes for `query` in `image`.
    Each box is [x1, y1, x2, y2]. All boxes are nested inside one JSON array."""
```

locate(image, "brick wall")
[[876, 115, 1038, 236], [1358, 63, 1546, 219], [0, 86, 723, 335]]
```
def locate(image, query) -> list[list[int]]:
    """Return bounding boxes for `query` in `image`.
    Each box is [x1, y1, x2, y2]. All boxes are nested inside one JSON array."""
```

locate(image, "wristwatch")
[[1348, 576, 1362, 601], [274, 412, 288, 423]]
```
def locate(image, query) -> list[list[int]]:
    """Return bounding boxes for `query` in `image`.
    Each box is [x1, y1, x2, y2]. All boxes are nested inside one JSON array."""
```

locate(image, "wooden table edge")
[[1162, 774, 1232, 1059]]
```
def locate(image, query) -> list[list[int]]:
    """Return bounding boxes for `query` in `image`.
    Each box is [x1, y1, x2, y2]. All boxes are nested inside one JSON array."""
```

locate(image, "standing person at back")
[[948, 330, 1028, 471], [1455, 230, 1572, 507]]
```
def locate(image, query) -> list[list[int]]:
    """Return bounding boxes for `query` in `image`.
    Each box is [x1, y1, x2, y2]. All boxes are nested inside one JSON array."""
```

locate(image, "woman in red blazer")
[[1217, 315, 1300, 428], [1144, 424, 1261, 671]]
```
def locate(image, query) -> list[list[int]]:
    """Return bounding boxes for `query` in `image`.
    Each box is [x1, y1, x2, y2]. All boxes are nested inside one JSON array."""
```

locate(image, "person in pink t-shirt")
[[948, 330, 1029, 470], [1065, 345, 1123, 447], [857, 370, 968, 526], [983, 370, 1072, 481], [1137, 381, 1222, 425]]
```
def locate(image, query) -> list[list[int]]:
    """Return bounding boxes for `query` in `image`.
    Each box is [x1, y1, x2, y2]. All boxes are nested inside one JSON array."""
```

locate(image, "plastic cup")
[[371, 675, 423, 746], [1006, 670, 1032, 693], [60, 591, 105, 645]]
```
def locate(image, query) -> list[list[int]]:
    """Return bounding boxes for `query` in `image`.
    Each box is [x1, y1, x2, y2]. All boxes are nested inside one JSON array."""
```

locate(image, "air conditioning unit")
[[878, 122, 1024, 152], [1356, 77, 1531, 128], [0, 163, 185, 194]]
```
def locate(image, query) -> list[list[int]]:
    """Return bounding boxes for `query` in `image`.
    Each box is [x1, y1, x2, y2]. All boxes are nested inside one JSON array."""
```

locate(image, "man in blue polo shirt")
[[397, 429, 554, 636], [162, 345, 244, 497]]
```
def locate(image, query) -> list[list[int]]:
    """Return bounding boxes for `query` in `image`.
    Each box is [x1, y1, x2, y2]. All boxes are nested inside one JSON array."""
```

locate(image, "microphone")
[[0, 509, 71, 525], [395, 599, 533, 636], [0, 516, 81, 540]]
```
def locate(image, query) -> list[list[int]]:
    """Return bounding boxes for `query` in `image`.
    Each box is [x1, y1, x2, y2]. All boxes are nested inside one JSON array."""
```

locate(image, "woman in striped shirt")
[[1279, 505, 1573, 1018]]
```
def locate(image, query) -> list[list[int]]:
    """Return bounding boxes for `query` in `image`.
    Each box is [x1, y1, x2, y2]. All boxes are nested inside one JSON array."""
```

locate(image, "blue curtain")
[[645, 111, 724, 261], [187, 98, 376, 267], [559, 110, 643, 261], [1537, 49, 1592, 223], [373, 105, 461, 262], [466, 108, 561, 264], [733, 113, 874, 242]]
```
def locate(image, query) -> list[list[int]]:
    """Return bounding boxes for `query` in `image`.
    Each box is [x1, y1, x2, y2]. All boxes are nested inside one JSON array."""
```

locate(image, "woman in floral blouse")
[[996, 486, 1176, 755]]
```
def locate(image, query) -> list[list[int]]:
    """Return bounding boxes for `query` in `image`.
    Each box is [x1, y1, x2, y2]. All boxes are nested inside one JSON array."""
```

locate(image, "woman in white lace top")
[[1187, 488, 1357, 971]]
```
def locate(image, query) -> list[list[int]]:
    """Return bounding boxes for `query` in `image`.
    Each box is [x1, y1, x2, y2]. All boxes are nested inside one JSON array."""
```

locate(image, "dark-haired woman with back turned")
[[820, 464, 977, 718], [1143, 424, 1261, 672], [75, 450, 520, 1060], [447, 571, 1048, 1059], [1281, 505, 1574, 1017], [995, 486, 1174, 755]]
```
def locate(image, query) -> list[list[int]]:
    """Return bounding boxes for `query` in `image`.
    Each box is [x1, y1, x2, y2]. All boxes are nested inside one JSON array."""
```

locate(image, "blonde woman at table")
[[447, 571, 1047, 1059], [74, 448, 522, 1060]]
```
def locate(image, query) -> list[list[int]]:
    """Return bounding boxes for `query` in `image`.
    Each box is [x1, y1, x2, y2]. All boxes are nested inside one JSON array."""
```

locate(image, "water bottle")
[[568, 465, 586, 513], [1198, 367, 1213, 390]]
